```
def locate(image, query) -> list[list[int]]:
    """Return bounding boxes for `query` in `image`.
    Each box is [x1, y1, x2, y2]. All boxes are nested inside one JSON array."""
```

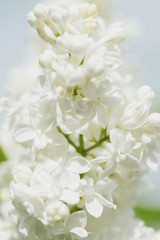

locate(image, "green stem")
[[85, 135, 110, 153], [57, 126, 110, 157], [78, 134, 84, 155], [100, 128, 107, 139], [65, 135, 79, 151], [57, 127, 79, 151]]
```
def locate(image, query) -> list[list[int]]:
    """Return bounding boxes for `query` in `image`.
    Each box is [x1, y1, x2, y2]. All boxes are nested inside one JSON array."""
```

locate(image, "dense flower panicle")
[[0, 0, 160, 240]]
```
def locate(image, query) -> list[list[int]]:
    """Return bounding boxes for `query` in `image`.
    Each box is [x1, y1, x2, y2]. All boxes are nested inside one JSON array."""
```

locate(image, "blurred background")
[[0, 0, 160, 228]]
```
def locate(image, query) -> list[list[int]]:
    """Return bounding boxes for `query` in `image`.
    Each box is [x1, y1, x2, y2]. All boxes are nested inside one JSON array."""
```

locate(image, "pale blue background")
[[0, 0, 160, 207]]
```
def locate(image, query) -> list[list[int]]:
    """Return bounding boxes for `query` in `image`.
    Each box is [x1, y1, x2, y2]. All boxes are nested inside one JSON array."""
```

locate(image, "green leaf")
[[0, 146, 7, 163], [134, 206, 160, 230]]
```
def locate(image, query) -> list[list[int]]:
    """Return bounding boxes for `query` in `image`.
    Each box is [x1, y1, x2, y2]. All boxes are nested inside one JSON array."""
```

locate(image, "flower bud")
[[88, 4, 97, 18], [27, 11, 37, 28], [80, 3, 97, 18], [49, 7, 69, 25], [136, 85, 155, 104], [106, 22, 126, 44], [79, 3, 90, 17], [12, 165, 33, 186], [34, 4, 48, 19], [45, 201, 69, 223], [39, 54, 51, 69], [147, 113, 160, 132], [39, 50, 56, 69], [83, 17, 98, 33], [85, 55, 105, 77]]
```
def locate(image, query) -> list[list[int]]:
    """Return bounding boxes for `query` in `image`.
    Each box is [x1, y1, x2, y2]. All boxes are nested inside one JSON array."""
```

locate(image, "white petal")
[[11, 183, 30, 203], [124, 153, 139, 171], [85, 195, 103, 218], [96, 103, 107, 128], [82, 82, 96, 99], [70, 227, 88, 239], [35, 220, 47, 240], [147, 113, 160, 132], [19, 216, 35, 236], [85, 55, 105, 77], [110, 128, 125, 150], [34, 133, 48, 149], [96, 80, 112, 97], [94, 192, 116, 209], [24, 198, 44, 217], [68, 172, 80, 190], [125, 132, 136, 152], [76, 98, 94, 118], [136, 85, 155, 103], [144, 152, 158, 172], [60, 189, 79, 205], [12, 164, 33, 185], [57, 63, 84, 86], [58, 96, 73, 113], [105, 56, 122, 70], [141, 134, 151, 145], [14, 125, 36, 143], [46, 222, 65, 238], [101, 95, 123, 107], [12, 202, 28, 217], [91, 156, 111, 164], [66, 156, 91, 174], [66, 211, 87, 230], [51, 130, 68, 160], [105, 22, 126, 44], [95, 179, 117, 195]]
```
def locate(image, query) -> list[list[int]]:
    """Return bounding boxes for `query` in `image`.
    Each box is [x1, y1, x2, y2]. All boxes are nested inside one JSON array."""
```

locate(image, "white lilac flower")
[[56, 62, 85, 87], [51, 140, 92, 192], [78, 177, 116, 218], [34, 75, 74, 127], [121, 86, 155, 130], [84, 45, 122, 79], [13, 118, 56, 158], [90, 150, 117, 178], [56, 33, 95, 65], [110, 128, 141, 172], [76, 80, 124, 128], [0, 91, 22, 129]]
